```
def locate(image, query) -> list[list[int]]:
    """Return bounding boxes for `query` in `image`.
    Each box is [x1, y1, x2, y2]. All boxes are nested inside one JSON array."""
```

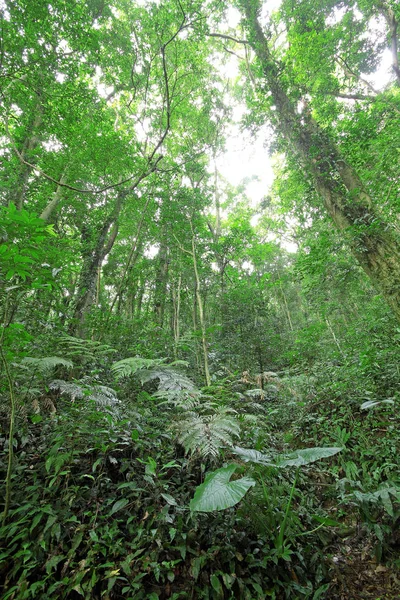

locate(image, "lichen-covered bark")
[[241, 0, 400, 322]]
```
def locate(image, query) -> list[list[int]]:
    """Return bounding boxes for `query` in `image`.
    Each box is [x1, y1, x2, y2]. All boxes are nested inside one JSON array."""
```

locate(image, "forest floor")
[[325, 534, 400, 599], [1, 361, 399, 599]]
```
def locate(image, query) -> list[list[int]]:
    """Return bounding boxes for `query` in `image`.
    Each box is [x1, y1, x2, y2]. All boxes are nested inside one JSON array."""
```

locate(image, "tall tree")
[[209, 0, 400, 321]]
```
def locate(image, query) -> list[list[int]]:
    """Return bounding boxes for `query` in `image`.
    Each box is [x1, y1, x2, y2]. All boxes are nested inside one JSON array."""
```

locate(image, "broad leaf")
[[234, 446, 342, 468], [276, 447, 342, 468], [360, 399, 394, 410], [190, 465, 255, 512], [109, 498, 129, 516], [233, 446, 275, 466]]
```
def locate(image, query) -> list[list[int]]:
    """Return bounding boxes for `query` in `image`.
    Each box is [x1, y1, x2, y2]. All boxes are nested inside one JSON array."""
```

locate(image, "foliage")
[[1, 0, 400, 597], [190, 465, 255, 512]]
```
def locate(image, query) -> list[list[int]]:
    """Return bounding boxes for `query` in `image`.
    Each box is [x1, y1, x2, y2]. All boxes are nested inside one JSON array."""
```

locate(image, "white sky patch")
[[144, 243, 160, 259], [365, 48, 394, 90], [42, 136, 63, 152], [226, 6, 241, 28], [55, 72, 67, 83], [242, 260, 254, 273], [217, 122, 274, 207], [0, 0, 10, 20]]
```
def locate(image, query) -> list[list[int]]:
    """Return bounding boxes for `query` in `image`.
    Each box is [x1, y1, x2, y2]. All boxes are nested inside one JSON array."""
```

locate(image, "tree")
[[210, 0, 400, 322]]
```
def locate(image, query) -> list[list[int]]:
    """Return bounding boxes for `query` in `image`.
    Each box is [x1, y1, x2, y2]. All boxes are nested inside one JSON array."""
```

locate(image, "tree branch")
[[209, 32, 250, 45]]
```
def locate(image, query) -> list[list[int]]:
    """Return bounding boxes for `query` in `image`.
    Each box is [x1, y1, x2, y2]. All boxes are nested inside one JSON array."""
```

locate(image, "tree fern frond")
[[49, 379, 84, 401], [156, 390, 203, 410], [21, 356, 73, 373], [139, 366, 196, 393], [88, 385, 119, 408], [111, 357, 164, 379], [175, 410, 240, 459], [58, 335, 116, 363]]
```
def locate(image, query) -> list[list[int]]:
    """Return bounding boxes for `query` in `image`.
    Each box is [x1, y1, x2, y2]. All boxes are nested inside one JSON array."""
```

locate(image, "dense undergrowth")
[[1, 335, 399, 600]]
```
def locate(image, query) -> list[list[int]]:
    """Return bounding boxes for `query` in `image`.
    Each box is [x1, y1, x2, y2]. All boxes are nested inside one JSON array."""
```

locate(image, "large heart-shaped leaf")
[[234, 445, 342, 468], [190, 465, 255, 512], [233, 446, 275, 466], [276, 447, 342, 467], [360, 399, 394, 410]]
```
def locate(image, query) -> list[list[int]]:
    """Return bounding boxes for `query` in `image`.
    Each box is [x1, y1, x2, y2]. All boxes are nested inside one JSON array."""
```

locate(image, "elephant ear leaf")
[[190, 464, 255, 513], [276, 447, 342, 468]]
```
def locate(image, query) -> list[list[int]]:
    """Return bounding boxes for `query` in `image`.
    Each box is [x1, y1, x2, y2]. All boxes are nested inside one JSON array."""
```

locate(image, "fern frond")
[[139, 366, 196, 393], [49, 379, 84, 401], [88, 385, 119, 408], [244, 388, 265, 400], [111, 357, 164, 379], [155, 389, 203, 410], [58, 335, 116, 363], [175, 410, 240, 459], [21, 356, 73, 373]]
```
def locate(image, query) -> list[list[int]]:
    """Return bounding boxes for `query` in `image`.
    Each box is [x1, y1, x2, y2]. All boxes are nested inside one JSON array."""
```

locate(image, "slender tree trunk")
[[325, 316, 346, 359], [40, 170, 68, 221], [241, 0, 400, 323], [192, 285, 201, 373], [190, 221, 211, 386], [153, 239, 170, 327], [11, 108, 43, 210], [379, 4, 400, 83], [172, 273, 182, 359], [70, 193, 123, 335], [277, 272, 294, 332], [136, 278, 145, 318]]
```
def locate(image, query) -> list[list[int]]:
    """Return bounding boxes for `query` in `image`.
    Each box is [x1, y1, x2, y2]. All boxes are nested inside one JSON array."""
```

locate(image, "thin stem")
[[276, 469, 298, 552], [1, 345, 16, 526]]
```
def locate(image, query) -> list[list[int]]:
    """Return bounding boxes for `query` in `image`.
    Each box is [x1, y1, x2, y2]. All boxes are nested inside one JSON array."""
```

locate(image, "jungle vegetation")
[[0, 0, 399, 598]]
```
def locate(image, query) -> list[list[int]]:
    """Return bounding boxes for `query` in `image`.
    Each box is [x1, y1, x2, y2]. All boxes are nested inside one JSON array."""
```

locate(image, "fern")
[[140, 366, 196, 393], [175, 407, 240, 459], [49, 379, 118, 407], [57, 335, 116, 363], [156, 389, 205, 410], [20, 356, 73, 374], [111, 357, 165, 379], [112, 356, 196, 403], [88, 385, 119, 408], [49, 379, 84, 401]]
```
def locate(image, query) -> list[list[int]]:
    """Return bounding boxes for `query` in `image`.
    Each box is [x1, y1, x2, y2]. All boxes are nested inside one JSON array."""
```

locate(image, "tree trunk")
[[241, 0, 400, 323], [190, 221, 211, 386], [153, 240, 170, 327], [11, 108, 43, 210], [172, 273, 182, 359], [70, 193, 123, 335], [40, 170, 68, 221]]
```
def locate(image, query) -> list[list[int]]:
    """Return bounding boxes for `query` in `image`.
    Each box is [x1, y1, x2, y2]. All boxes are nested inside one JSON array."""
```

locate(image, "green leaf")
[[30, 414, 43, 424], [161, 493, 177, 506], [234, 446, 342, 468], [276, 447, 342, 468], [190, 465, 255, 512], [109, 498, 129, 515], [210, 574, 223, 596], [233, 446, 275, 466], [360, 399, 394, 410]]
